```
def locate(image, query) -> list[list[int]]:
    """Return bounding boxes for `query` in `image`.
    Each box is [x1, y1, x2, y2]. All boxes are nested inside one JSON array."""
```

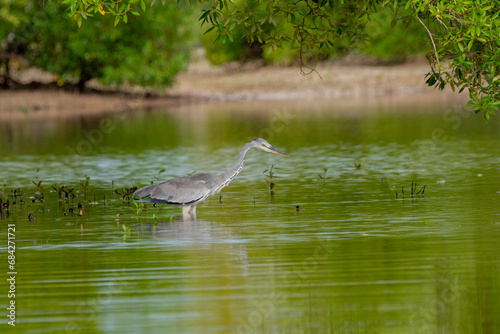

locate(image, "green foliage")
[[196, 0, 500, 118], [197, 0, 381, 72], [201, 0, 310, 66], [202, 4, 429, 66], [0, 0, 28, 30], [202, 19, 263, 65], [409, 0, 500, 119], [356, 6, 429, 61], [27, 0, 500, 117], [3, 0, 193, 88], [0, 0, 30, 83]]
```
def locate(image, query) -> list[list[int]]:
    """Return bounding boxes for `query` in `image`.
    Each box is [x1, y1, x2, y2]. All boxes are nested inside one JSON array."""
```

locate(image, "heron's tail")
[[133, 185, 156, 202]]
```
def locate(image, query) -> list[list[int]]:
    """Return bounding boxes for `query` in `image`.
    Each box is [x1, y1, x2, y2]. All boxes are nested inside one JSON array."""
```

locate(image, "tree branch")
[[415, 11, 440, 71]]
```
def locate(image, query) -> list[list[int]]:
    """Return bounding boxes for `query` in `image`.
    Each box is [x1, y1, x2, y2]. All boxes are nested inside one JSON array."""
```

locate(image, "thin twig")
[[298, 4, 323, 79], [431, 5, 449, 30], [300, 62, 323, 79], [415, 11, 440, 70]]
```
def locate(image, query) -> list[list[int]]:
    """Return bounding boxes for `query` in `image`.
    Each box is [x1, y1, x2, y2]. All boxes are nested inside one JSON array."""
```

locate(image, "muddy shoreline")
[[0, 59, 466, 121]]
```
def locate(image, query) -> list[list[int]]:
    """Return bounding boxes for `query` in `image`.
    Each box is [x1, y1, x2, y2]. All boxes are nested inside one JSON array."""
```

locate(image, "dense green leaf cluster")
[[63, 0, 498, 117], [197, 0, 379, 73], [0, 0, 31, 83], [410, 0, 500, 118], [62, 0, 147, 27], [3, 0, 499, 117], [201, 3, 429, 65], [1, 0, 193, 89], [194, 0, 499, 117]]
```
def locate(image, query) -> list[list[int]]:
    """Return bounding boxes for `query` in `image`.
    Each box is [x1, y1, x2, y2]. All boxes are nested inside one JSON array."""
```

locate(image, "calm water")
[[1, 97, 499, 334]]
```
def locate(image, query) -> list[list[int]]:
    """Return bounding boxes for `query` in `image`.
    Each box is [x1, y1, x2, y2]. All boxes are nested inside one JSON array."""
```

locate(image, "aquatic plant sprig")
[[79, 176, 90, 202], [51, 185, 76, 201], [151, 168, 166, 185], [32, 179, 44, 203], [318, 168, 332, 190], [122, 224, 131, 241], [132, 197, 144, 218], [263, 164, 282, 194], [9, 188, 24, 205], [412, 181, 426, 197], [0, 179, 7, 200], [33, 168, 41, 182], [354, 160, 365, 170], [395, 181, 427, 199], [0, 198, 10, 210], [88, 194, 99, 205], [114, 187, 138, 202], [30, 168, 45, 203]]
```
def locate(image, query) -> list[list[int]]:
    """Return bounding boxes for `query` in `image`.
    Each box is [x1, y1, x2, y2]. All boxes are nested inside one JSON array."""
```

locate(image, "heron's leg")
[[182, 206, 191, 219], [190, 206, 197, 218]]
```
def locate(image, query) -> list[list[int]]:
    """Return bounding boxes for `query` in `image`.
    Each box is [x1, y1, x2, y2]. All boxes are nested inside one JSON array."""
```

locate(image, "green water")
[[1, 98, 500, 333]]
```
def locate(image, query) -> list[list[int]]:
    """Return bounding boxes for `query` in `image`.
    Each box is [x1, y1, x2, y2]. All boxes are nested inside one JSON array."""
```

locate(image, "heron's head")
[[251, 138, 288, 157]]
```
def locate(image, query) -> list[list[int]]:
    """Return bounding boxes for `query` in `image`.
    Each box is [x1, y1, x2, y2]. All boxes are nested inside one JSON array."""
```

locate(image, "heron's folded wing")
[[134, 185, 156, 199], [150, 174, 213, 205]]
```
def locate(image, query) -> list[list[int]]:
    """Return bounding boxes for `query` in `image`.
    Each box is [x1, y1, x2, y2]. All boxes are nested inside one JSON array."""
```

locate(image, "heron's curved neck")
[[219, 142, 253, 184]]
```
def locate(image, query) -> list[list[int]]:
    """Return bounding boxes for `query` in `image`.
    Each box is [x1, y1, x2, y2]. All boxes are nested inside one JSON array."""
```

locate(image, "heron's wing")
[[149, 173, 214, 205], [134, 185, 156, 199]]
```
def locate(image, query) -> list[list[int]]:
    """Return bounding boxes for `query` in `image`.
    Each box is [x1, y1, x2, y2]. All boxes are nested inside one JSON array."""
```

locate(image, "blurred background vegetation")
[[1, 0, 429, 90], [0, 0, 194, 90], [202, 3, 429, 66]]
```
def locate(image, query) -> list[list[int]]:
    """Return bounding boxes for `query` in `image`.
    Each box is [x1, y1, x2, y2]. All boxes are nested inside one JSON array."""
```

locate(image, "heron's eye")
[[262, 144, 266, 147]]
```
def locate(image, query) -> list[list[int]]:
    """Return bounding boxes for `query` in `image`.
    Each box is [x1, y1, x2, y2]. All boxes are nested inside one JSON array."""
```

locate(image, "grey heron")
[[133, 138, 288, 219]]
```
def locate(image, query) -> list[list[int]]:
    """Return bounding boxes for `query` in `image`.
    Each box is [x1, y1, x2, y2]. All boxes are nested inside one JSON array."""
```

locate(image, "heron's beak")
[[268, 145, 288, 157]]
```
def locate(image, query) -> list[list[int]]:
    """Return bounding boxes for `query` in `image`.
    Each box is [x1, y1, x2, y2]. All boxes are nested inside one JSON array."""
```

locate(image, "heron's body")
[[133, 138, 287, 219]]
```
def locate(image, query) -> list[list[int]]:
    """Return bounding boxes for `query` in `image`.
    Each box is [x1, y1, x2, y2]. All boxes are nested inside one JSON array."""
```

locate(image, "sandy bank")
[[0, 58, 465, 121]]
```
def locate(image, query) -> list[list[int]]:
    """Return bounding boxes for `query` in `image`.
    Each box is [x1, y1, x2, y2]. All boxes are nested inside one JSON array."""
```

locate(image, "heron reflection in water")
[[133, 138, 288, 219]]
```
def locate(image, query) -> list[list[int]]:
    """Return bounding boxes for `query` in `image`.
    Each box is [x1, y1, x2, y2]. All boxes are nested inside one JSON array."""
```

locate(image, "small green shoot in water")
[[31, 168, 45, 203], [395, 181, 426, 199], [410, 181, 426, 197], [79, 176, 90, 202], [151, 169, 166, 185], [122, 224, 131, 240], [152, 213, 159, 227], [0, 179, 7, 199], [51, 185, 75, 201], [263, 164, 280, 194], [89, 194, 98, 205], [114, 187, 138, 202], [354, 160, 365, 170], [33, 168, 41, 181], [32, 180, 43, 190], [318, 168, 332, 189], [132, 198, 143, 217]]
